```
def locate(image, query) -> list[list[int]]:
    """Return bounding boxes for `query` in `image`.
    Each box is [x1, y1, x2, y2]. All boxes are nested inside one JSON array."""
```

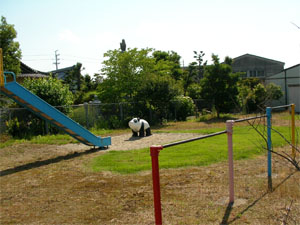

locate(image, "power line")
[[22, 54, 52, 57], [63, 54, 101, 61], [22, 59, 52, 61]]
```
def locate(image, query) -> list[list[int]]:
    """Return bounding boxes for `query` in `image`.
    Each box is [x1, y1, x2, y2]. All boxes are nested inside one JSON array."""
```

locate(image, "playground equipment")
[[150, 105, 296, 225], [0, 48, 111, 148]]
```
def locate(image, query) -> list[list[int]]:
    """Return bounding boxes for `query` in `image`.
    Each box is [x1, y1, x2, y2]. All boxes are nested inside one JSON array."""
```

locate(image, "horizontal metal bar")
[[270, 104, 291, 110], [234, 115, 267, 123], [163, 130, 227, 148]]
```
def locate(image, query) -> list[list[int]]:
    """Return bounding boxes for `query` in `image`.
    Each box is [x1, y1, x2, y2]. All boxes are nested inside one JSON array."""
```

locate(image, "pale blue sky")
[[1, 0, 299, 75]]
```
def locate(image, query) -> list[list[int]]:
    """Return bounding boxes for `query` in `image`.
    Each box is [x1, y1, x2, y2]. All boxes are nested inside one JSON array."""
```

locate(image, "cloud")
[[58, 29, 81, 44]]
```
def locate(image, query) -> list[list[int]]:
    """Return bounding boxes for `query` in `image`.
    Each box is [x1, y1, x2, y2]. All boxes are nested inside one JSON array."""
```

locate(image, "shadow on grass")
[[0, 147, 107, 177], [220, 171, 297, 225]]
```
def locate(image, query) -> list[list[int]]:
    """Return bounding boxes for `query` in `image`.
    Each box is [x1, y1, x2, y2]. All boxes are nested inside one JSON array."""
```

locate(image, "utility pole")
[[53, 50, 60, 70]]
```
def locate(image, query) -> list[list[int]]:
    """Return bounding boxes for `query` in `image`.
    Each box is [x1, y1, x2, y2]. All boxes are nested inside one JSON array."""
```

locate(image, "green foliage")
[[5, 117, 27, 138], [170, 96, 196, 121], [98, 47, 186, 124], [95, 115, 123, 129], [82, 90, 98, 103], [153, 50, 183, 80], [200, 54, 240, 117], [82, 74, 94, 91], [7, 77, 75, 137], [266, 83, 283, 100], [137, 73, 183, 123], [64, 63, 83, 93], [186, 83, 202, 99], [0, 16, 22, 74], [193, 50, 207, 80], [182, 62, 198, 95], [99, 48, 155, 103], [23, 77, 74, 113], [238, 78, 283, 113]]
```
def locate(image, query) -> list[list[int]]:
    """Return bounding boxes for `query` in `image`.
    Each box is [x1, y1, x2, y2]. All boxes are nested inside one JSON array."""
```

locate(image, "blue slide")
[[0, 72, 111, 148]]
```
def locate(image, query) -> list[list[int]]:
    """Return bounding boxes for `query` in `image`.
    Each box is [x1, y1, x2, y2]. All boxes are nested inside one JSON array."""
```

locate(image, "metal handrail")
[[163, 130, 227, 148], [3, 71, 16, 83]]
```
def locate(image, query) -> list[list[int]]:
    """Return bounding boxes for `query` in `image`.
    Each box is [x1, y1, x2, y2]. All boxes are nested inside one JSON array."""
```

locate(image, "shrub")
[[170, 96, 196, 121], [6, 78, 75, 138]]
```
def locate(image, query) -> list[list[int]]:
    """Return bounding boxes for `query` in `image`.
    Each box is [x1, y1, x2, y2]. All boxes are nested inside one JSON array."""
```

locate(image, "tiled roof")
[[18, 73, 49, 78], [20, 62, 49, 75]]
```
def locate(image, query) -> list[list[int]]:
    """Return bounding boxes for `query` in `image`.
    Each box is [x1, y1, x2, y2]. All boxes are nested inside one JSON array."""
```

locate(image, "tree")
[[153, 50, 183, 80], [98, 47, 188, 123], [238, 78, 283, 113], [23, 77, 74, 113], [193, 50, 207, 80], [0, 16, 22, 74], [137, 72, 183, 121], [182, 62, 198, 95], [200, 54, 240, 118], [99, 48, 156, 103], [64, 62, 83, 92], [83, 74, 93, 91]]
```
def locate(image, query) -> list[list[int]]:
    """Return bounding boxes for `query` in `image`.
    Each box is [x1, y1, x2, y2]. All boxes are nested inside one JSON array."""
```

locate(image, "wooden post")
[[150, 145, 163, 225], [226, 120, 235, 203], [0, 48, 4, 87], [291, 104, 296, 160], [266, 107, 272, 191]]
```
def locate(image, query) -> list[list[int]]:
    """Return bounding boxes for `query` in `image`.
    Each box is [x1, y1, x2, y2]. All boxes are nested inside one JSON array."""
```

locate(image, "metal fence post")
[[84, 102, 89, 129], [266, 107, 272, 191], [119, 103, 123, 121], [226, 120, 235, 203], [150, 145, 163, 225]]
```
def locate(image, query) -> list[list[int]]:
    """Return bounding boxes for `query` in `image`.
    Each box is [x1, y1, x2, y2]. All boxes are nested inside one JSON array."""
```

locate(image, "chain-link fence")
[[0, 99, 213, 135]]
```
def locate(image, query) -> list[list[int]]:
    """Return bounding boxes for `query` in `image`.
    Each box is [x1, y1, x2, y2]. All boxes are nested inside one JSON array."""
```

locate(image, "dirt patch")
[[110, 133, 202, 150], [0, 132, 299, 224]]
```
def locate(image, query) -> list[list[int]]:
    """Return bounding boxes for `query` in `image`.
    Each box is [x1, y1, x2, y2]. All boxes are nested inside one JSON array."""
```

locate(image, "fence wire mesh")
[[0, 99, 212, 134]]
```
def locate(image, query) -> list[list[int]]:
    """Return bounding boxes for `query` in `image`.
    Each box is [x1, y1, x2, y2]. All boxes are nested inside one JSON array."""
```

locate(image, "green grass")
[[155, 127, 225, 134], [0, 134, 76, 148], [90, 126, 293, 174], [0, 128, 128, 148]]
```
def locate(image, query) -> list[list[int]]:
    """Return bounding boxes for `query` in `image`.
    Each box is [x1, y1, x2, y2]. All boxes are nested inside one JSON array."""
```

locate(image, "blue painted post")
[[266, 107, 272, 191]]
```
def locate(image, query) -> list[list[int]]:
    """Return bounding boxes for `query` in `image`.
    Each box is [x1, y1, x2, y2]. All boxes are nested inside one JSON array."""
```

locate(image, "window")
[[257, 70, 265, 77], [249, 70, 257, 77]]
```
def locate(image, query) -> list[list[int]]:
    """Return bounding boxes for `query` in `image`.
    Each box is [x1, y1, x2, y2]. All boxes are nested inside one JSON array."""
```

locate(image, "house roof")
[[233, 53, 285, 66], [18, 73, 49, 78], [282, 63, 300, 71], [49, 65, 75, 74], [20, 62, 49, 75]]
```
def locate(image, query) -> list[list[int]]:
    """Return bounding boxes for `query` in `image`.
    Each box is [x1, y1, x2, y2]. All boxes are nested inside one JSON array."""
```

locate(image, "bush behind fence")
[[0, 99, 212, 136]]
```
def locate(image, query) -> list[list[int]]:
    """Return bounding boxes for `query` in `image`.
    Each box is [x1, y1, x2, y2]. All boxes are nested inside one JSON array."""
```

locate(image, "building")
[[16, 62, 76, 82], [232, 54, 285, 79], [49, 65, 76, 80], [265, 64, 300, 113], [19, 62, 49, 80]]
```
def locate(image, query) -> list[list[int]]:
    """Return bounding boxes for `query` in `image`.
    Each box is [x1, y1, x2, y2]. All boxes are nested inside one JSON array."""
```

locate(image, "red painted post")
[[150, 145, 163, 225], [226, 120, 235, 203]]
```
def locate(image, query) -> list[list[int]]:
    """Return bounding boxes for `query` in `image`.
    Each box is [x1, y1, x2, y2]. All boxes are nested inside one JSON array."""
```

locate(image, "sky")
[[1, 0, 300, 76]]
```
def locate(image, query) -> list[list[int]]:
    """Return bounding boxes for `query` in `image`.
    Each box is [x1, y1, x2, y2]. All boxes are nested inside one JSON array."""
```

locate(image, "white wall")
[[266, 64, 300, 112]]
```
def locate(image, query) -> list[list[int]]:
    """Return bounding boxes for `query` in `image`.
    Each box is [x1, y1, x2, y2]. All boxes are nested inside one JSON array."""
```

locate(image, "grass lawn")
[[0, 128, 128, 148], [90, 125, 293, 174]]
